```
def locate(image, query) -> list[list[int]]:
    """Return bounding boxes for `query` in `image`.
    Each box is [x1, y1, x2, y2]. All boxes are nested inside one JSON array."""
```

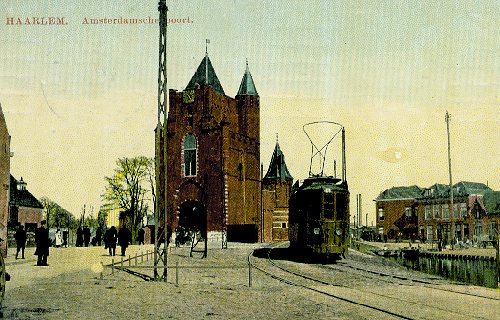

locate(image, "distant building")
[[375, 181, 497, 244], [103, 202, 120, 228], [165, 54, 261, 244], [467, 190, 499, 244], [262, 141, 293, 241], [374, 185, 422, 241], [9, 175, 43, 232], [418, 182, 492, 244], [0, 104, 11, 256]]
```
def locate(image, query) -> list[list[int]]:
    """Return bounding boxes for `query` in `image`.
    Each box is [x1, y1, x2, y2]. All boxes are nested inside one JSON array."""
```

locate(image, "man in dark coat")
[[35, 220, 50, 266], [105, 226, 117, 256], [137, 227, 145, 245], [62, 230, 68, 247], [14, 225, 27, 259], [83, 226, 91, 247], [117, 226, 131, 256], [76, 227, 83, 247], [95, 228, 102, 246]]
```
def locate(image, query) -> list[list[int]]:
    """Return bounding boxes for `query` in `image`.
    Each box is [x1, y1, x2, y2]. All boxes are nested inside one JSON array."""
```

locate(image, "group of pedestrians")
[[104, 226, 133, 256], [12, 222, 144, 266], [54, 228, 68, 247], [14, 220, 50, 266], [75, 226, 92, 247]]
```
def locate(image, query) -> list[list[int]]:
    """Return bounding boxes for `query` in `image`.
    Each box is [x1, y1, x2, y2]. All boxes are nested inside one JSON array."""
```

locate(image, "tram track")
[[325, 260, 500, 301], [249, 244, 497, 320]]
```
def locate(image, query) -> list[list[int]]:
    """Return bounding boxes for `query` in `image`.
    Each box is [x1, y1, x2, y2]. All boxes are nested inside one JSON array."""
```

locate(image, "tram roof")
[[296, 176, 347, 192]]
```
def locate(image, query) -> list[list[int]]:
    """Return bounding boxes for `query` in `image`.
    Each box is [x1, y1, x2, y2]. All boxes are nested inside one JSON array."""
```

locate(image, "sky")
[[0, 0, 498, 225]]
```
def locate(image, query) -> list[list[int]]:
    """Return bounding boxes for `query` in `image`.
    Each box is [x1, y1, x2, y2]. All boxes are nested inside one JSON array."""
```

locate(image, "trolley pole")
[[154, 0, 169, 281]]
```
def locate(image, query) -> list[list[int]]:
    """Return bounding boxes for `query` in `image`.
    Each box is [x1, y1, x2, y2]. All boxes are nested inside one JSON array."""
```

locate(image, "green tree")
[[104, 157, 151, 243], [39, 197, 77, 229]]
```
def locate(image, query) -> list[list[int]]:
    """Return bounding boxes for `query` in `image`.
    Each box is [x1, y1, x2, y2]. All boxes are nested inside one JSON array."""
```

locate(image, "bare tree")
[[104, 156, 152, 243]]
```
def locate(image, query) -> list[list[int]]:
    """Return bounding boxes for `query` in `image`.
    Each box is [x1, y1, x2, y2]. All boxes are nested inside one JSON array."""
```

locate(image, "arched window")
[[183, 133, 197, 177]]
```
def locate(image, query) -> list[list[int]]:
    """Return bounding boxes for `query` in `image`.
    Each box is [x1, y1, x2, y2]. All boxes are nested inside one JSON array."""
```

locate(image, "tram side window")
[[323, 192, 334, 219]]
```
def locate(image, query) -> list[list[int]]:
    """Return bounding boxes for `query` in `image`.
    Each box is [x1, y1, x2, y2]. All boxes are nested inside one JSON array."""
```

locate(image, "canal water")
[[391, 253, 498, 289]]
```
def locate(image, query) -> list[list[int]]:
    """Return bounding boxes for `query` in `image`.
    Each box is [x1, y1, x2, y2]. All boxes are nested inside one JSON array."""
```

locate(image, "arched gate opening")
[[178, 200, 207, 258]]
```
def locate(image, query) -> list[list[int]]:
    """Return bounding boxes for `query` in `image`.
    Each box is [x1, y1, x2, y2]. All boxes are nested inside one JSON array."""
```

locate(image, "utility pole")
[[446, 111, 454, 249], [154, 0, 168, 281], [260, 163, 263, 243]]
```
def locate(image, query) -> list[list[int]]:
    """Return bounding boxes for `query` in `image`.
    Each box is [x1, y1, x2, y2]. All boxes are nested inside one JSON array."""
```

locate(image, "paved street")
[[1, 243, 499, 319]]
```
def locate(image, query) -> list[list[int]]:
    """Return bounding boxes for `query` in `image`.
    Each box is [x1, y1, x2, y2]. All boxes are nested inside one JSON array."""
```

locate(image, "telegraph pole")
[[446, 111, 454, 249], [154, 0, 168, 281]]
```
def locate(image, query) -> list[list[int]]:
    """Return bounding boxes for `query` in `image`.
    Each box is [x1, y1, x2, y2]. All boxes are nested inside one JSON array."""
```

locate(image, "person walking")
[[83, 226, 91, 247], [55, 229, 63, 248], [62, 229, 68, 247], [14, 225, 26, 259], [137, 227, 145, 245], [105, 226, 117, 256], [118, 226, 131, 256], [35, 220, 50, 266], [96, 228, 102, 246], [76, 227, 83, 247]]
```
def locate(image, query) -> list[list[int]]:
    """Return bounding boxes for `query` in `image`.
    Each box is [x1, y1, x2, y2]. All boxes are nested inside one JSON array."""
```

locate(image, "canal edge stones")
[[422, 251, 496, 261]]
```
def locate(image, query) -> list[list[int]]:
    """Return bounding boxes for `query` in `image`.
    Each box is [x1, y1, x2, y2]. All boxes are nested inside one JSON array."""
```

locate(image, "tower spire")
[[205, 39, 210, 84], [237, 60, 258, 96]]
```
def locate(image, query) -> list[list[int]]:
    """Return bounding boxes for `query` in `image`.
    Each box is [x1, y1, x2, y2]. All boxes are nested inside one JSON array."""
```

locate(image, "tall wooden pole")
[[260, 163, 263, 243], [446, 111, 454, 249]]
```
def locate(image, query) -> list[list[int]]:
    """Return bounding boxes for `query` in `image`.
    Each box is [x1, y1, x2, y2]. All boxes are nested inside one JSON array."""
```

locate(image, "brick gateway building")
[[165, 54, 266, 244]]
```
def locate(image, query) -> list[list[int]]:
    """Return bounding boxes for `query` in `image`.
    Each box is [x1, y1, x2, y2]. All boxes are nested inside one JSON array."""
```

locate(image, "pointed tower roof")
[[263, 140, 293, 182], [185, 55, 225, 95], [0, 103, 9, 136], [237, 60, 258, 96]]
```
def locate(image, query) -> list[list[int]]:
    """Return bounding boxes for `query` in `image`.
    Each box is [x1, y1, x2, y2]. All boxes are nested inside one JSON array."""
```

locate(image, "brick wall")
[[0, 107, 10, 257], [166, 85, 261, 241]]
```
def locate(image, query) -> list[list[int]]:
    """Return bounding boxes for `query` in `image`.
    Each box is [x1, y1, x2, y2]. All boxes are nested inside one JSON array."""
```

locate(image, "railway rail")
[[248, 244, 498, 320], [325, 258, 500, 301]]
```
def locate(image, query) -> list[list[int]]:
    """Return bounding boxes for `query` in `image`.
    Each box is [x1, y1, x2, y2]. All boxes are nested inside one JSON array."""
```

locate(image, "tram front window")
[[335, 193, 348, 220]]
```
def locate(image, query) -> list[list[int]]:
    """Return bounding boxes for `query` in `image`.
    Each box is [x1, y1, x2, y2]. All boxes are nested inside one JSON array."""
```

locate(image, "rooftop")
[[263, 142, 293, 182], [9, 175, 43, 209], [185, 54, 225, 95], [375, 185, 422, 201]]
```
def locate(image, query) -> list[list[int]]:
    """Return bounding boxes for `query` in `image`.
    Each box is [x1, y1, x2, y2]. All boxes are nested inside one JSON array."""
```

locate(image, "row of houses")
[[0, 104, 44, 256], [375, 181, 499, 245]]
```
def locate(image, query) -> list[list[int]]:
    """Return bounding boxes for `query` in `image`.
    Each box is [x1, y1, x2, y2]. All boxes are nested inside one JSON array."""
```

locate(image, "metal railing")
[[102, 250, 253, 286]]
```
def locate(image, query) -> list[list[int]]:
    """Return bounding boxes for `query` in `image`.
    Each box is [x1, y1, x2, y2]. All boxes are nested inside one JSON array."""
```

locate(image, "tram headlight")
[[335, 229, 343, 236]]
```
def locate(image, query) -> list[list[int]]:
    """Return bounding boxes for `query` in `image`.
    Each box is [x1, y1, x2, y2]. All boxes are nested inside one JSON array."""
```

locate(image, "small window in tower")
[[188, 116, 193, 127], [183, 133, 197, 177]]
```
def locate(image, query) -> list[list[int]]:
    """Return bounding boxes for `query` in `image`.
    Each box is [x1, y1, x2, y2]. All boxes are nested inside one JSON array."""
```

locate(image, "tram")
[[288, 121, 350, 262]]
